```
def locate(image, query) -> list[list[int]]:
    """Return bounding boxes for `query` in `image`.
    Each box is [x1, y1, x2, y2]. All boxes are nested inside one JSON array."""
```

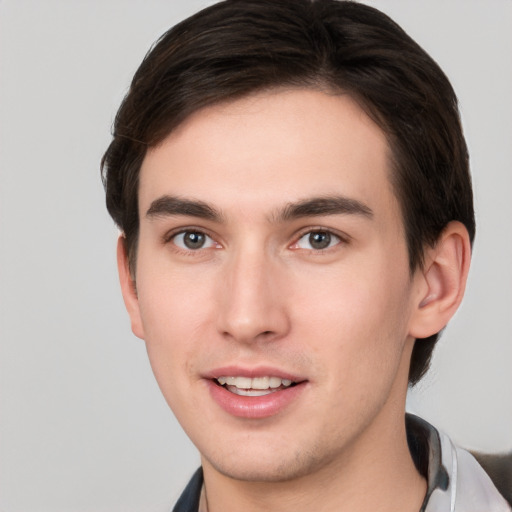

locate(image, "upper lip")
[[203, 365, 306, 383]]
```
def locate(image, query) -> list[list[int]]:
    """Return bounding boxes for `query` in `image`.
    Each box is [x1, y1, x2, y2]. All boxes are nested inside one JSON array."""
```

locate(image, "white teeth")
[[268, 376, 282, 388], [232, 376, 252, 388], [229, 387, 275, 397], [252, 377, 269, 389], [216, 376, 294, 390]]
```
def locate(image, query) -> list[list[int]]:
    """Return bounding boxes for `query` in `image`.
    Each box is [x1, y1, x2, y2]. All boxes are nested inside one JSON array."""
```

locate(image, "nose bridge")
[[217, 241, 288, 343]]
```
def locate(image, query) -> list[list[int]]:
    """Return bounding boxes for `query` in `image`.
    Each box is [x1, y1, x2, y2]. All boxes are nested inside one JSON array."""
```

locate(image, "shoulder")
[[419, 419, 511, 512], [172, 467, 203, 512]]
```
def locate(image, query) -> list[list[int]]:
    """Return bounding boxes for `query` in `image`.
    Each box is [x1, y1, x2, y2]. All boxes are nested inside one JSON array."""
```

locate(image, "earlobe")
[[117, 235, 145, 340], [409, 221, 471, 339]]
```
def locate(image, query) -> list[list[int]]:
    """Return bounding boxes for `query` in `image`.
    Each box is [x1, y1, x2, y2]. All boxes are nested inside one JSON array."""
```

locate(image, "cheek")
[[292, 263, 412, 379], [135, 266, 215, 394], [136, 245, 215, 340]]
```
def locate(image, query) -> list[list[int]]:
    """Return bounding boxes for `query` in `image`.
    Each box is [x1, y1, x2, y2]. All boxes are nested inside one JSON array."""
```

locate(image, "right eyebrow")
[[145, 195, 223, 222], [273, 195, 374, 223]]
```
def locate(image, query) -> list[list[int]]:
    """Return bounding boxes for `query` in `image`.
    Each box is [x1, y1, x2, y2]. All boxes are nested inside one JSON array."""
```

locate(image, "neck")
[[201, 411, 426, 512], [201, 341, 426, 512]]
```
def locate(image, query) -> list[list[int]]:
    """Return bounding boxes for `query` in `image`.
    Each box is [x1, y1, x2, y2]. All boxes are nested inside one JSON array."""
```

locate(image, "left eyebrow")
[[273, 196, 374, 222], [145, 195, 223, 222]]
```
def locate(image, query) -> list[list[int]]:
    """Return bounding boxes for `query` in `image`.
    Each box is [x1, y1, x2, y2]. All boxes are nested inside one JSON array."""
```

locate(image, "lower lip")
[[206, 380, 307, 419]]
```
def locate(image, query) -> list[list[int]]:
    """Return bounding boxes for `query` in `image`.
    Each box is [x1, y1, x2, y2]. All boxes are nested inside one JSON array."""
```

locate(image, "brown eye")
[[184, 232, 205, 249], [309, 231, 331, 250], [294, 230, 341, 250], [173, 231, 213, 250]]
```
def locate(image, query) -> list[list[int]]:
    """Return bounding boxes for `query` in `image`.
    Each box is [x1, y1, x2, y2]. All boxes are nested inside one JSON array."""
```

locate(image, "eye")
[[172, 230, 218, 251], [293, 230, 342, 251]]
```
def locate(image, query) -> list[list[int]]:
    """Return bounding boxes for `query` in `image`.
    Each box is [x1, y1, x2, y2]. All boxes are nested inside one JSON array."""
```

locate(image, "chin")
[[203, 443, 337, 483]]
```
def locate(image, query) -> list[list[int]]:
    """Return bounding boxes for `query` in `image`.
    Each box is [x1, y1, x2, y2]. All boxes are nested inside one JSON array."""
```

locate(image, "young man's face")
[[122, 89, 426, 482]]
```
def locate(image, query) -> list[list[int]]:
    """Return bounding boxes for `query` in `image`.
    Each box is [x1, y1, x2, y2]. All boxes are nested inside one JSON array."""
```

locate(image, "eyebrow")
[[274, 195, 373, 222], [146, 195, 223, 222], [145, 194, 373, 223]]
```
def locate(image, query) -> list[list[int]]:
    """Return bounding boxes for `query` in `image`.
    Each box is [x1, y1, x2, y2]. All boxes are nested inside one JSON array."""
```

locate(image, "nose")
[[216, 247, 290, 345]]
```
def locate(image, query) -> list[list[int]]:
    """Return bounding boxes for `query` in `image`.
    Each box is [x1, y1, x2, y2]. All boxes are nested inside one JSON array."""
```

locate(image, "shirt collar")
[[175, 415, 451, 512], [406, 413, 450, 511]]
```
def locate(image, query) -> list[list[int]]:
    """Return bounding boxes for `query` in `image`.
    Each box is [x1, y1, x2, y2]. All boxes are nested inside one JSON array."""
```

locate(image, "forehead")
[[139, 88, 398, 223]]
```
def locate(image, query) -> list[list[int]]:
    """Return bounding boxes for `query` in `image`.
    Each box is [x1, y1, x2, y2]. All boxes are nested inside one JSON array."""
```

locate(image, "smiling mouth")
[[215, 376, 297, 396]]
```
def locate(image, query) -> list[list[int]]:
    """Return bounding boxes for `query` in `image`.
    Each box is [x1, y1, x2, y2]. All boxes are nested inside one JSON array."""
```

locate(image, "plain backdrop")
[[0, 1, 511, 511]]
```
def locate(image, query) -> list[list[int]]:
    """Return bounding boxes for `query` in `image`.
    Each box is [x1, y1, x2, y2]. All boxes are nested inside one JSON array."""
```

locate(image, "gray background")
[[0, 1, 510, 511]]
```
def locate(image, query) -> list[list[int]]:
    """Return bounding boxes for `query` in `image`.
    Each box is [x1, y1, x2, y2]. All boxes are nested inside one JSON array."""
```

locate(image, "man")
[[101, 1, 510, 510]]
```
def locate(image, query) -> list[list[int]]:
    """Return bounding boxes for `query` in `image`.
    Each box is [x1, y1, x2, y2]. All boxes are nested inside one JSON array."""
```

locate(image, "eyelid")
[[289, 227, 350, 250], [162, 226, 221, 249], [161, 225, 349, 252]]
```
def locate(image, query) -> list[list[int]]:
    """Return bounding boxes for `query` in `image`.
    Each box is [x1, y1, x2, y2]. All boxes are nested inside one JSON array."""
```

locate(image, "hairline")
[[127, 84, 422, 279]]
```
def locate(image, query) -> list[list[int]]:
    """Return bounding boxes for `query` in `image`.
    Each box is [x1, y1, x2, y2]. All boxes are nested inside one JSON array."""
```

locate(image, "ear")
[[117, 235, 145, 340], [409, 221, 472, 339]]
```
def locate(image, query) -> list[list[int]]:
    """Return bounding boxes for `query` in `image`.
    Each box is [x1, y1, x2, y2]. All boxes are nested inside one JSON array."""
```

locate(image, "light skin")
[[118, 89, 471, 512]]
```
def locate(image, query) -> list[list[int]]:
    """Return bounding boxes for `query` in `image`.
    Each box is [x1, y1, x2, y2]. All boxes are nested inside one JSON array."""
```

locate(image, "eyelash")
[[163, 227, 220, 254], [290, 228, 349, 252], [163, 227, 349, 254]]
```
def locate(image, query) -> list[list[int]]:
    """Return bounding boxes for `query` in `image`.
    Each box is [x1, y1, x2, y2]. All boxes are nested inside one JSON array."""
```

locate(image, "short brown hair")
[[101, 0, 475, 384]]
